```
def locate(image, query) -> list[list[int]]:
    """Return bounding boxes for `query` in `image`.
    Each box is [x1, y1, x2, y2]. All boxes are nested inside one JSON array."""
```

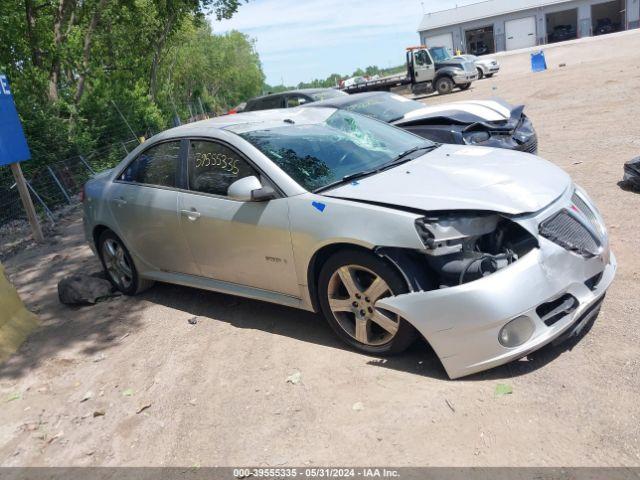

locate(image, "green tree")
[[0, 0, 259, 169]]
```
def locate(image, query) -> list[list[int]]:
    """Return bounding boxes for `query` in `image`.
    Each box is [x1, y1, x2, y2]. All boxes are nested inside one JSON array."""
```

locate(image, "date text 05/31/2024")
[[232, 468, 400, 478]]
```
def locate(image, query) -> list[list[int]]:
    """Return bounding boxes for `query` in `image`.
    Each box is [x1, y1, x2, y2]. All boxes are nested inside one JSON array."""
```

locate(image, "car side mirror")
[[251, 186, 276, 202], [227, 176, 276, 202]]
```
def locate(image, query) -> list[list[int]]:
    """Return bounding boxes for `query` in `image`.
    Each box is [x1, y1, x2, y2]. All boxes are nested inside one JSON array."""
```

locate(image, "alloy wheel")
[[102, 238, 133, 290], [327, 265, 400, 346]]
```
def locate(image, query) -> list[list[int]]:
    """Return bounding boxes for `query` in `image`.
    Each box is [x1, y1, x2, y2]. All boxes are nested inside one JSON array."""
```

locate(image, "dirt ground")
[[1, 31, 639, 467]]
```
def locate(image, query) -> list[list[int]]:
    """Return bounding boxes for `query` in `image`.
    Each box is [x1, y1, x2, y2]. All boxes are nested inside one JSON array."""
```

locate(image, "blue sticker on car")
[[312, 201, 326, 212]]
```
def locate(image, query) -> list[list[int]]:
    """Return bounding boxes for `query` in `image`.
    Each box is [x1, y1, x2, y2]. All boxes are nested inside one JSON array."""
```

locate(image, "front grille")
[[539, 210, 601, 257], [571, 192, 605, 238], [515, 135, 538, 154]]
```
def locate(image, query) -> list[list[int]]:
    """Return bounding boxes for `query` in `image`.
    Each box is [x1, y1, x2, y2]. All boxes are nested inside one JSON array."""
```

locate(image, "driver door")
[[177, 139, 299, 297], [413, 49, 435, 84]]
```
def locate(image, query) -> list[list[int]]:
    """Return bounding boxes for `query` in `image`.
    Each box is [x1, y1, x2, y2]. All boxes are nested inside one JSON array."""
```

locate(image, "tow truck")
[[341, 46, 478, 96]]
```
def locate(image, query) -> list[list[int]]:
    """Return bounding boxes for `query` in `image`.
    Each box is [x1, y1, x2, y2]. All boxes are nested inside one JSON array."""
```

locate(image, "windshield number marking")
[[194, 152, 240, 175]]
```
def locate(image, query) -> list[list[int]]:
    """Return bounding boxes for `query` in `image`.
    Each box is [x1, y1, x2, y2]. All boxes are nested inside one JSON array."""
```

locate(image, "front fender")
[[287, 193, 425, 308]]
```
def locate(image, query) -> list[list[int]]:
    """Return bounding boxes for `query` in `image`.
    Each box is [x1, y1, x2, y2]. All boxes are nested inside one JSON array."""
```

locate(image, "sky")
[[211, 0, 480, 86]]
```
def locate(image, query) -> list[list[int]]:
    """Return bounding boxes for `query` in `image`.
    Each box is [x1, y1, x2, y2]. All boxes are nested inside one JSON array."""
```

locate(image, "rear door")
[[109, 140, 195, 274], [177, 138, 299, 296]]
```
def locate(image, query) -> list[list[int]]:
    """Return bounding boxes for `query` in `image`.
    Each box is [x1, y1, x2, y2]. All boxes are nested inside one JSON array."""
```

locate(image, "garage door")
[[424, 33, 454, 54], [505, 16, 537, 50]]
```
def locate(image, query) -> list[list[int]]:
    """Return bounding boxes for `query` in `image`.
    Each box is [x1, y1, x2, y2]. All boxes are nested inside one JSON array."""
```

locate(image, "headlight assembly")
[[463, 131, 490, 145]]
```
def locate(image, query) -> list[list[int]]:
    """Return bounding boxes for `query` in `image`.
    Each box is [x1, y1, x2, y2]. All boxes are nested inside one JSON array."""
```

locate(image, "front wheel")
[[318, 249, 417, 355], [476, 67, 484, 79], [459, 83, 471, 91], [98, 230, 154, 295], [435, 76, 454, 95]]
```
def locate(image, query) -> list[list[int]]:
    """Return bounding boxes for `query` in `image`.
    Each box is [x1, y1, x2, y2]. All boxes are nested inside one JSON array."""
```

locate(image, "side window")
[[188, 140, 258, 197], [260, 95, 284, 110], [414, 50, 432, 66], [286, 95, 309, 108], [244, 100, 258, 112], [120, 141, 180, 187]]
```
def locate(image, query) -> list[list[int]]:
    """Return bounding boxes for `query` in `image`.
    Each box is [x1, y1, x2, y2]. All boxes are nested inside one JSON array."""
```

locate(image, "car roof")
[[304, 91, 400, 108], [151, 107, 338, 141]]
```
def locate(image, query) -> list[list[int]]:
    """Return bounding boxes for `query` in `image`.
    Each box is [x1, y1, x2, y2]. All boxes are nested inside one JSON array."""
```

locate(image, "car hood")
[[395, 100, 513, 125], [322, 144, 571, 215]]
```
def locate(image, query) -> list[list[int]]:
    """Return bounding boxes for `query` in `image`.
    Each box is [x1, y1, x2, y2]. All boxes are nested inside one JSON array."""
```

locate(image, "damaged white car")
[[82, 108, 616, 379]]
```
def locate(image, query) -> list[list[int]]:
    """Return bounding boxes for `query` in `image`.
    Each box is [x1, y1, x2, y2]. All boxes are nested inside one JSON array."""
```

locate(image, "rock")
[[187, 316, 198, 325], [58, 275, 114, 305], [352, 402, 364, 411], [80, 391, 93, 402], [286, 371, 302, 385], [93, 410, 105, 417]]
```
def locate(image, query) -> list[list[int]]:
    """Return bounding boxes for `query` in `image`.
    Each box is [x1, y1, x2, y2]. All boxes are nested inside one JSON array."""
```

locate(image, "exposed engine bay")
[[379, 213, 538, 290]]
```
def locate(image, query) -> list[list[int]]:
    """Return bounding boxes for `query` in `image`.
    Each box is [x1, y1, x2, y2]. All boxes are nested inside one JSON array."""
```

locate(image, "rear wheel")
[[435, 76, 454, 95], [318, 249, 417, 355], [476, 67, 484, 79], [459, 83, 471, 91], [98, 230, 154, 295]]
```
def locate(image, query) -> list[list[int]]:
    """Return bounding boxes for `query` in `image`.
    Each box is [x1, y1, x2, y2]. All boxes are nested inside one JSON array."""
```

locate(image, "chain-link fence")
[[0, 138, 140, 227]]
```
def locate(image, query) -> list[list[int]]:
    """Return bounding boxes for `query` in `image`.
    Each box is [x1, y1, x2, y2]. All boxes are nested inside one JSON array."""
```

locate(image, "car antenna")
[[283, 118, 295, 124]]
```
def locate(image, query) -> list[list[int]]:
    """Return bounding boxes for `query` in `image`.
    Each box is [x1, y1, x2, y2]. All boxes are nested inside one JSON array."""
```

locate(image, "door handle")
[[113, 197, 127, 206], [180, 209, 201, 221]]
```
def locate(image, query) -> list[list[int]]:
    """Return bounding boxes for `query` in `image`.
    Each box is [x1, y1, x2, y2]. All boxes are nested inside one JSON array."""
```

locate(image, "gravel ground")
[[1, 31, 639, 467]]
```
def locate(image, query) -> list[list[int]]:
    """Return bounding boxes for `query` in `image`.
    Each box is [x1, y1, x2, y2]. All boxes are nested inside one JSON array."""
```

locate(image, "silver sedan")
[[82, 107, 615, 379]]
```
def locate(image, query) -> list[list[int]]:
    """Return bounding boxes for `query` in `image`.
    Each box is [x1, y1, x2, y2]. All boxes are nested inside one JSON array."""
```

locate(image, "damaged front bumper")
[[377, 180, 616, 381], [378, 243, 616, 379]]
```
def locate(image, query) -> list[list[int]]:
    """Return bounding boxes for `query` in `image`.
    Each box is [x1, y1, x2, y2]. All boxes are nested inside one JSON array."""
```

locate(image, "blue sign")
[[531, 51, 547, 73], [0, 74, 31, 166]]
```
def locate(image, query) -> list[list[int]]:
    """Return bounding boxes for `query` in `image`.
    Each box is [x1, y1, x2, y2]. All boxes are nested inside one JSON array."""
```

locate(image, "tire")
[[459, 83, 471, 91], [98, 230, 154, 295], [476, 67, 484, 80], [435, 76, 454, 95], [318, 249, 417, 355]]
